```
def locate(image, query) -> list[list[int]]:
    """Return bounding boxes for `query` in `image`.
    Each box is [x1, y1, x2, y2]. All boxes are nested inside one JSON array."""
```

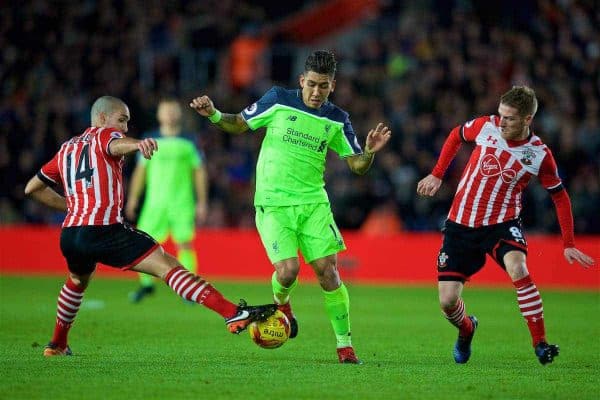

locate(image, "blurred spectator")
[[228, 24, 268, 92], [3, 0, 598, 234]]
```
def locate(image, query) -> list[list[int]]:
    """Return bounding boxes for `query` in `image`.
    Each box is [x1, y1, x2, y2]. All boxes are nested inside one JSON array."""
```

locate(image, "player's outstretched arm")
[[548, 188, 595, 268], [346, 123, 392, 175], [564, 248, 595, 268], [24, 175, 67, 211], [417, 174, 443, 197], [110, 138, 158, 159], [189, 96, 249, 134], [418, 126, 462, 197]]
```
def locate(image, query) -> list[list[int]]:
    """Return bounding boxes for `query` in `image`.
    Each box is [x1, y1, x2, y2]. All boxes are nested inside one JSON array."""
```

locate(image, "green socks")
[[178, 248, 197, 274], [323, 283, 352, 348], [139, 273, 154, 288], [271, 273, 352, 348], [271, 272, 298, 305]]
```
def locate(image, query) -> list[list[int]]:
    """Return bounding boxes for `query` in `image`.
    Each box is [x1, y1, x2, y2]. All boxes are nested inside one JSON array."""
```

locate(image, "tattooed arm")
[[189, 96, 249, 134], [346, 123, 392, 175]]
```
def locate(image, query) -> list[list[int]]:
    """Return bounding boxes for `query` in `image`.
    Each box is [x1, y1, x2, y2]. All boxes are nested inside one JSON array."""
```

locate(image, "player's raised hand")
[[190, 96, 216, 118], [365, 123, 392, 153], [137, 138, 158, 160], [417, 174, 443, 197], [564, 247, 596, 268]]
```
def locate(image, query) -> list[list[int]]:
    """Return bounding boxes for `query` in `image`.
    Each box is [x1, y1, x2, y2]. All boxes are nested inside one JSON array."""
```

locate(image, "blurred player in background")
[[24, 96, 275, 357], [125, 99, 208, 303], [417, 86, 595, 365], [190, 50, 391, 364]]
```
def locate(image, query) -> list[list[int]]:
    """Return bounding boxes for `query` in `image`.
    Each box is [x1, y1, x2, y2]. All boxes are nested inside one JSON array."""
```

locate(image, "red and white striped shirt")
[[432, 115, 562, 228], [38, 127, 126, 227]]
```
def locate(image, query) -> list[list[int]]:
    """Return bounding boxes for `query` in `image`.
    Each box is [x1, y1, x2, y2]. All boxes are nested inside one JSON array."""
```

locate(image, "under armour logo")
[[487, 135, 498, 145], [480, 154, 516, 183]]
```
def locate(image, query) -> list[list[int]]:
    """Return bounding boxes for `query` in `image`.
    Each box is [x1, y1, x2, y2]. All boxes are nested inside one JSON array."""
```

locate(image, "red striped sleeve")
[[39, 152, 61, 185], [431, 126, 462, 179], [97, 128, 124, 157], [550, 189, 575, 248]]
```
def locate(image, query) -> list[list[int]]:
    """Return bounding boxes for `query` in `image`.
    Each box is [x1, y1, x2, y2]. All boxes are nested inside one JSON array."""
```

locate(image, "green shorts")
[[255, 203, 345, 264], [137, 205, 195, 244]]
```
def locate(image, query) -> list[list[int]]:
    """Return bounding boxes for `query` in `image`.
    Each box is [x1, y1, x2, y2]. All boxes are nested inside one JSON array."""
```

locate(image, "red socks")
[[51, 277, 85, 348], [442, 275, 546, 347], [442, 298, 474, 337], [513, 275, 546, 346], [164, 267, 237, 318]]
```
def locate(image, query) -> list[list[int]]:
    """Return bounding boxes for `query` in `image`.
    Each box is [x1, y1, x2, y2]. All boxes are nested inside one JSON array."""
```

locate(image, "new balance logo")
[[287, 115, 297, 121], [317, 140, 327, 152]]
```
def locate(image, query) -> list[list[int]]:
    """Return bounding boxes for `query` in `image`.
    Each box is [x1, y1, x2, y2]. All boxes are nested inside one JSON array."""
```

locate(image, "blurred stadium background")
[[0, 0, 598, 283], [1, 2, 599, 399]]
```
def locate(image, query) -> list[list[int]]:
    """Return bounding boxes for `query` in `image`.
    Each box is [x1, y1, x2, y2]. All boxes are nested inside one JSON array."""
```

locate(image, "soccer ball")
[[248, 310, 290, 349]]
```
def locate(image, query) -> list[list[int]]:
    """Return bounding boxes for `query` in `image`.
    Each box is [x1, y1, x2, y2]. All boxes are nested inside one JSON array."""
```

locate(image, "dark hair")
[[500, 86, 538, 117], [304, 50, 337, 77]]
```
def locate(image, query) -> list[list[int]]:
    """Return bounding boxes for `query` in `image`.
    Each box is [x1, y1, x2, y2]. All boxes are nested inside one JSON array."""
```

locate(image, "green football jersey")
[[241, 86, 362, 206], [138, 134, 201, 208]]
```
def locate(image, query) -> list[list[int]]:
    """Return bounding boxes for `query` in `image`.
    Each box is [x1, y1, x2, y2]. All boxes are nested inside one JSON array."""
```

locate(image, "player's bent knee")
[[440, 299, 458, 310], [274, 266, 298, 286], [274, 260, 300, 286], [438, 281, 462, 309], [506, 263, 529, 280], [277, 273, 297, 288], [439, 293, 460, 310], [317, 269, 341, 291]]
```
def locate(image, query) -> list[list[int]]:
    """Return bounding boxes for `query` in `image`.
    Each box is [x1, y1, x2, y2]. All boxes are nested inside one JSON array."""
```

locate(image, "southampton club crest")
[[437, 252, 449, 268], [520, 147, 536, 166]]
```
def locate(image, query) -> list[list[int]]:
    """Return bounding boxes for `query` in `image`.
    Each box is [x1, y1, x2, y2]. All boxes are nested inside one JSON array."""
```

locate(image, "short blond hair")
[[500, 86, 538, 117]]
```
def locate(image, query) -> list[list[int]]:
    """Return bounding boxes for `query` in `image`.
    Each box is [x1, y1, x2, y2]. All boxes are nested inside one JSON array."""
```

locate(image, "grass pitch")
[[0, 274, 598, 400]]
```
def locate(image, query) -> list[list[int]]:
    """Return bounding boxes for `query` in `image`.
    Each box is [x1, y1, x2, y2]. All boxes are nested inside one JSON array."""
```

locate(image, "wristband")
[[208, 109, 222, 123]]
